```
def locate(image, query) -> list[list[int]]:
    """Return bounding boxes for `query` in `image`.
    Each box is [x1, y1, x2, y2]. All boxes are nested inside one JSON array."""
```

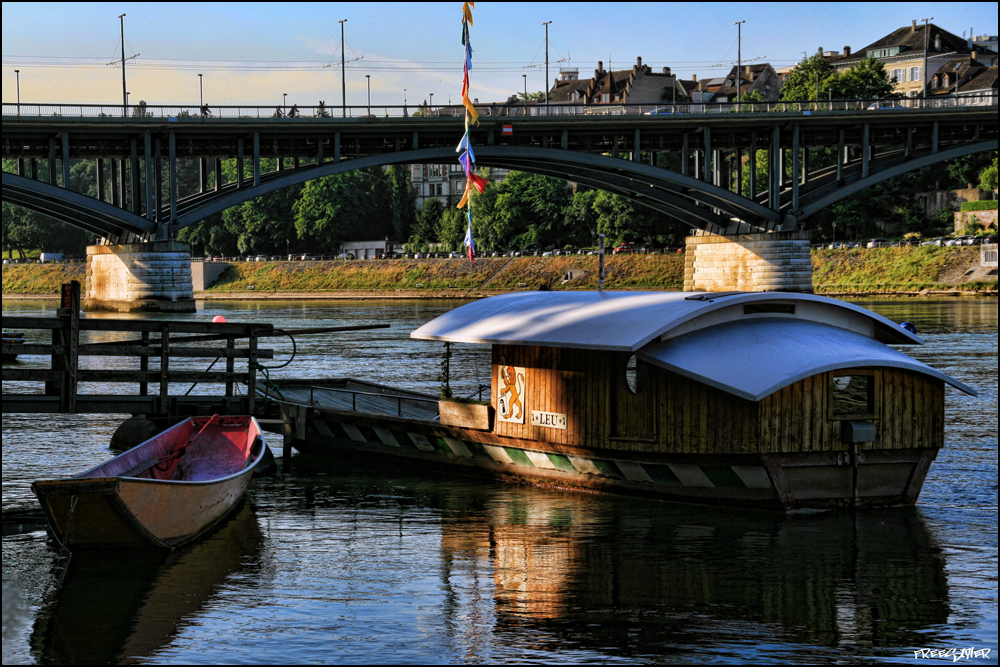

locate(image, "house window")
[[910, 66, 922, 82], [892, 68, 905, 83], [601, 93, 610, 103]]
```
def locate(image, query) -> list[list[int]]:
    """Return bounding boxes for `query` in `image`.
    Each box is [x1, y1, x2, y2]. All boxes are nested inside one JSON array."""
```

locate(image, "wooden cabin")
[[410, 291, 976, 509]]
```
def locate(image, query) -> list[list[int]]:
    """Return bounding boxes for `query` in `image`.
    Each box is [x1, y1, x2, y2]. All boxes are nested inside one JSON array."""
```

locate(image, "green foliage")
[[831, 57, 896, 100], [946, 153, 994, 188], [779, 53, 836, 102], [960, 200, 998, 212], [733, 89, 767, 112], [962, 217, 984, 236], [387, 165, 418, 242], [780, 54, 895, 106], [977, 155, 998, 192], [411, 199, 445, 248], [293, 167, 394, 254]]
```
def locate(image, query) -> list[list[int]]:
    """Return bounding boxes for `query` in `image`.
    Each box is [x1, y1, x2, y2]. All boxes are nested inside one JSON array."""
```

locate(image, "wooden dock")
[[2, 281, 387, 418]]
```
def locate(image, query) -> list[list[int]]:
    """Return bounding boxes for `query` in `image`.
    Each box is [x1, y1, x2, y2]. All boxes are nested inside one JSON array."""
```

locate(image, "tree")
[[979, 155, 999, 192], [437, 207, 466, 251], [830, 57, 897, 100], [411, 198, 444, 249], [779, 53, 836, 103], [563, 189, 601, 246], [947, 153, 995, 189], [294, 167, 393, 254], [387, 165, 418, 243], [491, 171, 570, 248]]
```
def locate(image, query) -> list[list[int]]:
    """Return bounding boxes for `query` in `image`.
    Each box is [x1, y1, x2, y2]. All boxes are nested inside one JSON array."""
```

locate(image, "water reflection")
[[438, 491, 950, 655], [262, 455, 952, 661], [30, 502, 262, 665]]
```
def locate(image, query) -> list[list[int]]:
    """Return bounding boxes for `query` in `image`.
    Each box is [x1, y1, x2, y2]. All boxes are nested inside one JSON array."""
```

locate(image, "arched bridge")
[[2, 102, 996, 241]]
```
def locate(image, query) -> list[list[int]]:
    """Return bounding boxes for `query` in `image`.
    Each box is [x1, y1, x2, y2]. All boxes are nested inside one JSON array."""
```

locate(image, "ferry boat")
[[262, 291, 976, 510]]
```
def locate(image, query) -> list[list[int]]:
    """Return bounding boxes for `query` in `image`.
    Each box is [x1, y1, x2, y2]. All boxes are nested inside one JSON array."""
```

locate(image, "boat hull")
[[32, 415, 264, 550], [290, 406, 937, 511]]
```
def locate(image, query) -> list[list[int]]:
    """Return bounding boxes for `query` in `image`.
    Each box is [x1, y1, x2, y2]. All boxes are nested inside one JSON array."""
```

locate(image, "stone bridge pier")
[[84, 240, 195, 312], [684, 230, 813, 293]]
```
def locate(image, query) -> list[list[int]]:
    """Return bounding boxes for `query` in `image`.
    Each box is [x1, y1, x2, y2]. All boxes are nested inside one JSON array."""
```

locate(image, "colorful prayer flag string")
[[458, 1, 477, 264]]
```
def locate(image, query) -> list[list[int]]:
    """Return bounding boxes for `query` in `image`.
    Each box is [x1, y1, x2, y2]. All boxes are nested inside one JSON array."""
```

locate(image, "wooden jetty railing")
[[2, 281, 388, 416]]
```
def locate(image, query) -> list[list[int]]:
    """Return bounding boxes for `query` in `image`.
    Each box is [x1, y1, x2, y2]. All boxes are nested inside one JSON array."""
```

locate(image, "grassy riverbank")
[[3, 246, 995, 297]]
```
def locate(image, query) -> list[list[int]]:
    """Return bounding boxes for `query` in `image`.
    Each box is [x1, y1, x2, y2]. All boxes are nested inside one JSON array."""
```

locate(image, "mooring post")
[[247, 326, 258, 415], [226, 335, 235, 400], [140, 331, 149, 397], [159, 323, 170, 413], [51, 282, 81, 413]]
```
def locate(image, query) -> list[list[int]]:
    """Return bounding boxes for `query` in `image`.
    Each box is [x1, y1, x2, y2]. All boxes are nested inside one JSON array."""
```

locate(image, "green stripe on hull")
[[314, 419, 771, 494], [546, 454, 578, 474], [503, 447, 534, 467], [702, 466, 747, 488]]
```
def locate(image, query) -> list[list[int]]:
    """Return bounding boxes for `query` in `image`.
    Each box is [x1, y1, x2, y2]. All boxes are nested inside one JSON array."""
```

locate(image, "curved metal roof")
[[637, 318, 977, 400], [410, 291, 922, 351]]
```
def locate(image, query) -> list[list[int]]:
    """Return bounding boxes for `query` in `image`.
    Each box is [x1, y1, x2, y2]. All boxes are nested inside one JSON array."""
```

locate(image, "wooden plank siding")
[[491, 345, 944, 455]]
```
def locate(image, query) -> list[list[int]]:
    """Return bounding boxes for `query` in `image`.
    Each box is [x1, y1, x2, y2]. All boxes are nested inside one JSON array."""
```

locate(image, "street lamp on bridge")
[[14, 69, 20, 115], [429, 92, 433, 115], [283, 93, 287, 109], [366, 74, 371, 116], [198, 73, 203, 107]]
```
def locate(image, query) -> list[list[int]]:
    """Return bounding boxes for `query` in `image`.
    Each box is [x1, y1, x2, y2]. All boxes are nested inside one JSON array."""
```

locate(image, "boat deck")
[[256, 378, 441, 421]]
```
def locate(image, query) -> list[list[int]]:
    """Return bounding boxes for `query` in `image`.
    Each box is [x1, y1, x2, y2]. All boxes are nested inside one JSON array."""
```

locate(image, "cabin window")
[[625, 354, 648, 394], [743, 303, 795, 316], [831, 373, 876, 419]]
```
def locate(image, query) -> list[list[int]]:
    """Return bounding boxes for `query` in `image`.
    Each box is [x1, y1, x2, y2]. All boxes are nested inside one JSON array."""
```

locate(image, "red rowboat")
[[32, 415, 265, 550]]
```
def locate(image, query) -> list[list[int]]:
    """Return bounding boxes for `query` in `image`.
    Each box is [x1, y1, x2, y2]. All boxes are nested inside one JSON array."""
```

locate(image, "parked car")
[[613, 242, 635, 255], [254, 255, 267, 261], [866, 100, 905, 111], [520, 243, 542, 256], [867, 238, 889, 248], [336, 253, 355, 260], [644, 108, 687, 115]]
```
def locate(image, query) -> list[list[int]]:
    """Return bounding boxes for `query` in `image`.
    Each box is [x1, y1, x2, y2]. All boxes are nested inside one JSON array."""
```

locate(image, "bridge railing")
[[3, 93, 996, 120]]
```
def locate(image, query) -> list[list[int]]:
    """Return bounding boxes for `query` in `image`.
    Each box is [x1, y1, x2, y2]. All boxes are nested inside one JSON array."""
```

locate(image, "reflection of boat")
[[31, 501, 263, 665], [2, 330, 24, 361], [264, 292, 976, 510], [434, 487, 952, 652], [32, 415, 266, 550]]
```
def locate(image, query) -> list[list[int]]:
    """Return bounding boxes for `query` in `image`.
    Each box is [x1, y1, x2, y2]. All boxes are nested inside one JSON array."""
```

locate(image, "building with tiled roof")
[[957, 65, 998, 103], [546, 57, 686, 108], [833, 21, 996, 98], [710, 63, 783, 102], [927, 54, 991, 96]]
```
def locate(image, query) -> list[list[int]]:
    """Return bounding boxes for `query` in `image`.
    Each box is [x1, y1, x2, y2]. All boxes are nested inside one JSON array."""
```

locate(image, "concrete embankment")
[[3, 247, 996, 299]]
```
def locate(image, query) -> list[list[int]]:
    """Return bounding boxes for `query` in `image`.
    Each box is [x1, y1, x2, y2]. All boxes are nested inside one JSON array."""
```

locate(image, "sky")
[[2, 2, 997, 109]]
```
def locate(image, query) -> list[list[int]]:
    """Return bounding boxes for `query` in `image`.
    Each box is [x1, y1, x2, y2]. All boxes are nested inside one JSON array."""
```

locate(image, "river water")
[[2, 296, 996, 665]]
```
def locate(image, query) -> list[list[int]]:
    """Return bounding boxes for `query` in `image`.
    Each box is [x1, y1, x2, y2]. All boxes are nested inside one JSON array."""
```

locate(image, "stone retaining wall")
[[684, 231, 813, 293]]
